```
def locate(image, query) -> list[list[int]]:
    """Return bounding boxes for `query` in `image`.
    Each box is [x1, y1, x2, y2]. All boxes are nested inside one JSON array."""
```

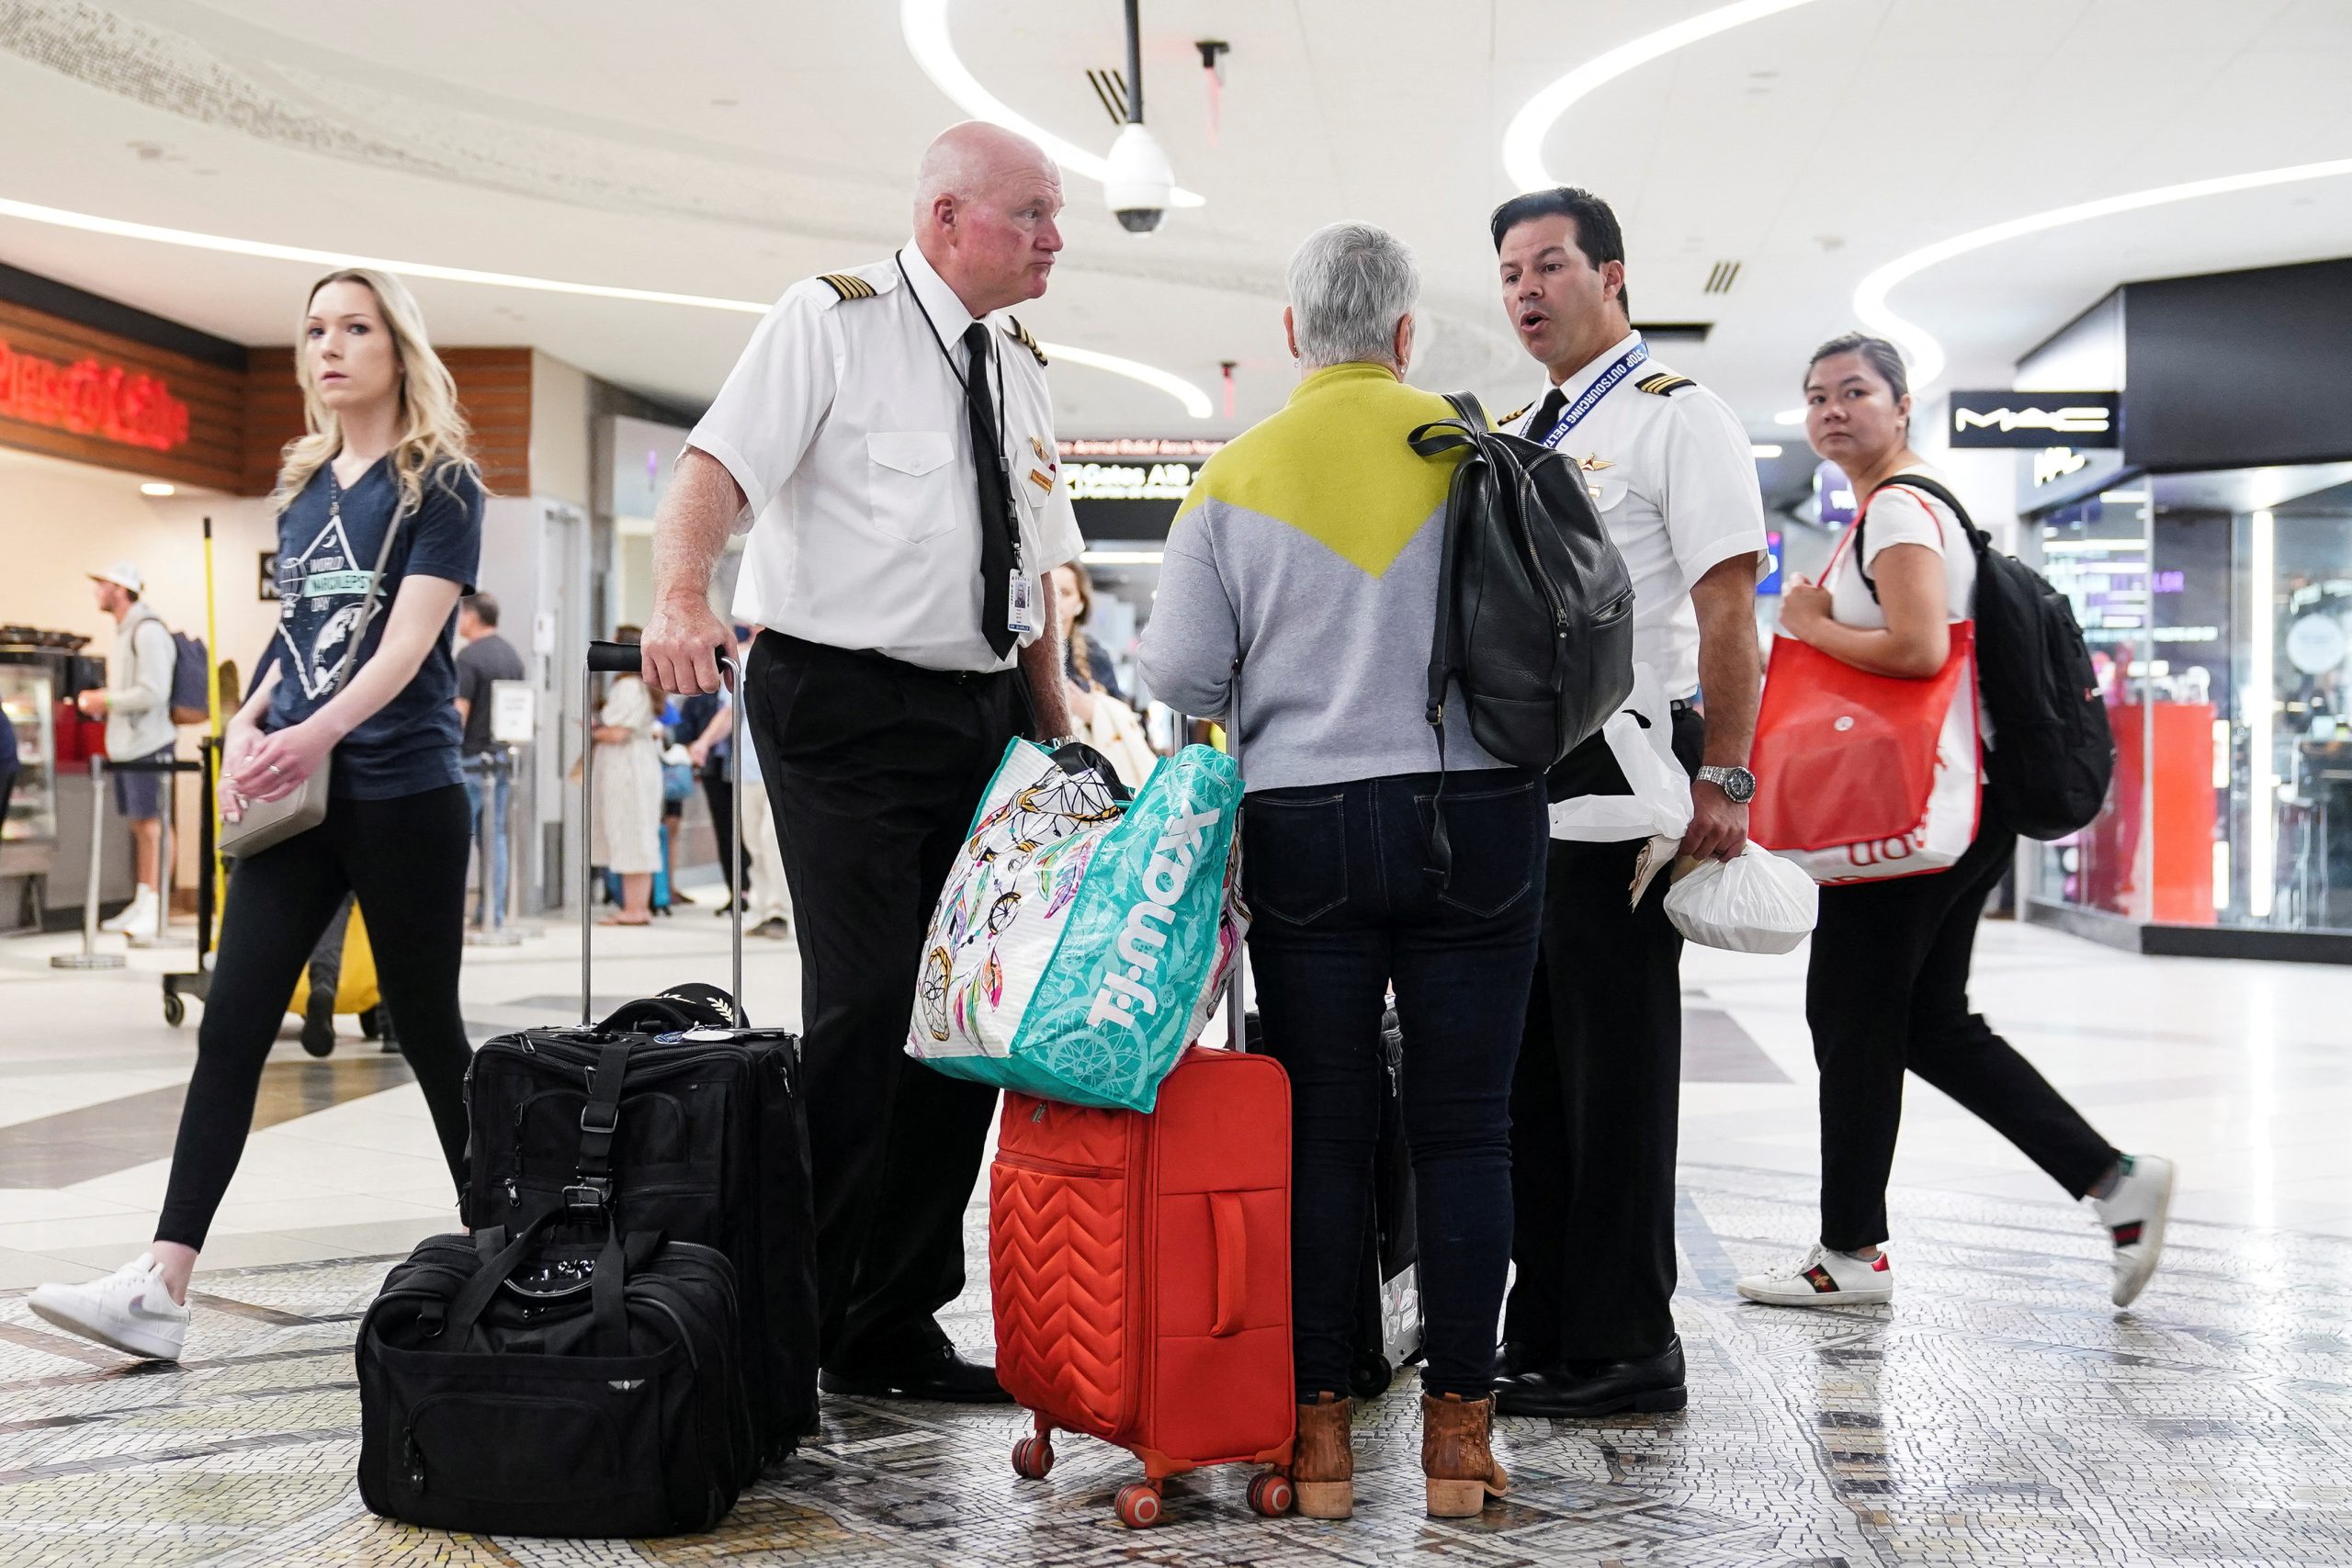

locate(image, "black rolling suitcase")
[[356, 1190, 752, 1535], [1242, 1004, 1424, 1398], [458, 640, 818, 1463]]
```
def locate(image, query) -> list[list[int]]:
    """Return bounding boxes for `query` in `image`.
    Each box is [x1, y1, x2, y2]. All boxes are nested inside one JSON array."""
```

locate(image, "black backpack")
[[1408, 392, 1636, 773], [1860, 474, 2115, 840]]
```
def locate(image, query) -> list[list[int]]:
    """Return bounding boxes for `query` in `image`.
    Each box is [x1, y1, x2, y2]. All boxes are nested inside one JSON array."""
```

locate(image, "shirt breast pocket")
[[865, 431, 959, 545], [1584, 467, 1631, 513]]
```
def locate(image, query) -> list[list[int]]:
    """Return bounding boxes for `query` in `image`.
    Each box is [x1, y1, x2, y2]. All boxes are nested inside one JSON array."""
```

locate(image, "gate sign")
[[1947, 390, 2120, 449]]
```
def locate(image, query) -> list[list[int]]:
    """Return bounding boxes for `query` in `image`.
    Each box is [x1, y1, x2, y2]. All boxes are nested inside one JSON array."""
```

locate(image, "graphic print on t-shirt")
[[273, 505, 385, 701]]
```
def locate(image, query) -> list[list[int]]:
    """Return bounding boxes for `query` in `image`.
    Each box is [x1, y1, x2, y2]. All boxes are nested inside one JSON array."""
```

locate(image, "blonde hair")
[[273, 268, 480, 514]]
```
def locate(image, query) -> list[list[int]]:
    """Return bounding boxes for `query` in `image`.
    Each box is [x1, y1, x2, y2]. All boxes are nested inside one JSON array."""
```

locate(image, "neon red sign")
[[0, 335, 190, 453]]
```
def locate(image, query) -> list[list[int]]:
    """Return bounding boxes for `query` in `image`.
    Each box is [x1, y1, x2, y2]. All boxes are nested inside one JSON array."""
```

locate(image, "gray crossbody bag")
[[219, 483, 405, 859]]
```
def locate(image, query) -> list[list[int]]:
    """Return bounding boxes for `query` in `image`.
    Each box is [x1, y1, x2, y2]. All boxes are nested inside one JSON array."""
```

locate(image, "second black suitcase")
[[357, 1213, 751, 1537], [458, 639, 818, 1463]]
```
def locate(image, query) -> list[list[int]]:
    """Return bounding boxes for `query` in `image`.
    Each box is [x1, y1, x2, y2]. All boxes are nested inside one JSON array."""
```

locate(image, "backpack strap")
[[1845, 472, 1975, 604]]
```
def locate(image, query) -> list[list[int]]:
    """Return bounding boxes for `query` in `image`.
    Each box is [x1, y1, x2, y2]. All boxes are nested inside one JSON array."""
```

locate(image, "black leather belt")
[[1669, 697, 1698, 716], [767, 630, 1010, 685]]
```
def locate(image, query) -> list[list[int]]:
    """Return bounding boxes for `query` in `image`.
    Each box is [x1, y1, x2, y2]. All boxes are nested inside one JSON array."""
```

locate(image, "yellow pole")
[[202, 516, 223, 908]]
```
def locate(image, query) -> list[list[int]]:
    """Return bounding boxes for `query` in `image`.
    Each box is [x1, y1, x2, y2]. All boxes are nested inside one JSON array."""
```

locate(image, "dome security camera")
[[1104, 122, 1173, 234]]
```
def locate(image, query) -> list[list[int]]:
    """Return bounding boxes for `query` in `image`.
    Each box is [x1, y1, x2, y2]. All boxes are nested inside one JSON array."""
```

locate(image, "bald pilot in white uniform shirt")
[[683, 241, 1083, 1393]]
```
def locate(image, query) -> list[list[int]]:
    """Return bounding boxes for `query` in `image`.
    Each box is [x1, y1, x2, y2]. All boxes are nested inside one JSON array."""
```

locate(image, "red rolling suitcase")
[[991, 1043, 1295, 1528]]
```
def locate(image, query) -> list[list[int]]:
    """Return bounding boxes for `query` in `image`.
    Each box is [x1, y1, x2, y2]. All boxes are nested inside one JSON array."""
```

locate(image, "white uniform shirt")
[[689, 242, 1086, 673], [1513, 330, 1767, 697]]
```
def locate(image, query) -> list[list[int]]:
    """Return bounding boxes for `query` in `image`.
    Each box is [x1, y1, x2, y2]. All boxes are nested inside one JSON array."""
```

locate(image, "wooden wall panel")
[[241, 346, 534, 498], [0, 299, 245, 491]]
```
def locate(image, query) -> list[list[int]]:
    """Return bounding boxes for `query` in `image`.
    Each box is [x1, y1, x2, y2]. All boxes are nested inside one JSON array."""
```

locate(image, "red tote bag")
[[1749, 512, 1983, 883]]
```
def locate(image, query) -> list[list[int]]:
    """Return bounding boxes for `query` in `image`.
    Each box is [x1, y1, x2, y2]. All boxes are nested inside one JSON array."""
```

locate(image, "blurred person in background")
[[28, 267, 482, 1361], [1735, 333, 2172, 1313], [592, 624, 665, 926], [1139, 220, 1537, 1521], [676, 623, 754, 915], [1049, 559, 1155, 788], [451, 592, 524, 919], [80, 560, 177, 938]]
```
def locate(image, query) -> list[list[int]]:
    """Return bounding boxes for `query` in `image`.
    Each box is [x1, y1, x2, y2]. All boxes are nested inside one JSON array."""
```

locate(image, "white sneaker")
[[1736, 1243, 1894, 1308], [2094, 1153, 2174, 1308], [101, 887, 159, 936], [28, 1253, 189, 1360]]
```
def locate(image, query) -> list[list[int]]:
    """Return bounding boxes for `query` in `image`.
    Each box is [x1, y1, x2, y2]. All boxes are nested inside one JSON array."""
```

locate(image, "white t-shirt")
[[1513, 332, 1769, 698], [1827, 470, 1992, 738]]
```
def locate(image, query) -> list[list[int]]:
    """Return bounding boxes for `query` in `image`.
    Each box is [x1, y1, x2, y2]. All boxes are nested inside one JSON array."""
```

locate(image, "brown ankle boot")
[[1420, 1392, 1508, 1517], [1292, 1391, 1354, 1518]]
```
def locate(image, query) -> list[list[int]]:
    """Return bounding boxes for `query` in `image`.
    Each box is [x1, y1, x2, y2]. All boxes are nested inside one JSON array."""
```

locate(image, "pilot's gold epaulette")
[[1496, 399, 1534, 429], [1636, 371, 1696, 397], [815, 272, 878, 302], [1004, 316, 1047, 366]]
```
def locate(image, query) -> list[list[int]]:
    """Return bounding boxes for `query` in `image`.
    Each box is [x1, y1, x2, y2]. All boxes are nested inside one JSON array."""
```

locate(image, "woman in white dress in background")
[[593, 625, 666, 925]]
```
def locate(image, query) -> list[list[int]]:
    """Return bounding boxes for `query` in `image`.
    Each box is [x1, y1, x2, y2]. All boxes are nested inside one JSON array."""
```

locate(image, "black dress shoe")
[[818, 1345, 1012, 1404], [1495, 1339, 1551, 1381], [1494, 1336, 1687, 1417]]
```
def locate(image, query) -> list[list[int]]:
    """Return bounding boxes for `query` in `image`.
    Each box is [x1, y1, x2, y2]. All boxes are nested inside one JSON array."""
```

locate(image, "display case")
[[0, 656, 58, 857]]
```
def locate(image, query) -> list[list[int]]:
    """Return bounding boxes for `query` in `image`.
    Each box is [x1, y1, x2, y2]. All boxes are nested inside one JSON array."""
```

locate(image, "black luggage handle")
[[441, 1204, 652, 1358], [581, 641, 743, 1023]]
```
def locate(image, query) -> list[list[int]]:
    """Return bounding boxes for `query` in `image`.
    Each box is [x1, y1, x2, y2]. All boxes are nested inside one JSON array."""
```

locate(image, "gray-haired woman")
[[1138, 220, 1538, 1520]]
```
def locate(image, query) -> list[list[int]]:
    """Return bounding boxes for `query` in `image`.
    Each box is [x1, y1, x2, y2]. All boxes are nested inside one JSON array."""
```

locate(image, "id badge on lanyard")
[[1538, 341, 1649, 449]]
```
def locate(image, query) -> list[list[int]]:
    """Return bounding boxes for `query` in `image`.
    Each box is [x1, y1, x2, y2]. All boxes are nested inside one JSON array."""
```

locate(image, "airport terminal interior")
[[6, 2, 2352, 1564]]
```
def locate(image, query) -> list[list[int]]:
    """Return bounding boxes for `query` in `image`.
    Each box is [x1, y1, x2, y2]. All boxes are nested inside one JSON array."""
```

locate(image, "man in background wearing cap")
[[77, 563, 177, 938]]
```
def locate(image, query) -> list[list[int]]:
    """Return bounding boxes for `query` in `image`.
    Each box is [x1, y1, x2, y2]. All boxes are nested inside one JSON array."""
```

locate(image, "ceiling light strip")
[[1855, 156, 2352, 392], [1502, 0, 1826, 192], [899, 0, 1205, 208], [0, 194, 1214, 419]]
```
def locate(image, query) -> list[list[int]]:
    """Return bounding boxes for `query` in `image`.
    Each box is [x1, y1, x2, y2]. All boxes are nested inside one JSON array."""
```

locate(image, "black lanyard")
[[896, 251, 1022, 568]]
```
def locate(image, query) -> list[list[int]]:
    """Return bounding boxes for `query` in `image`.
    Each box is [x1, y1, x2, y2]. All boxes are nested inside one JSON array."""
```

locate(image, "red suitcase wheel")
[[1247, 1472, 1295, 1517], [1114, 1482, 1163, 1529], [1011, 1435, 1054, 1480]]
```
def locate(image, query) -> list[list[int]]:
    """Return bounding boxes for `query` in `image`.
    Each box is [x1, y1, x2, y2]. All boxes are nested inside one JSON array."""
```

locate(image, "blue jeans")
[[1242, 769, 1546, 1400], [462, 769, 512, 923]]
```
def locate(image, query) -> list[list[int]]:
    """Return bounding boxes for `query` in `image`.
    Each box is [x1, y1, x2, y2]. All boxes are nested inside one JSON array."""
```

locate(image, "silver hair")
[[1286, 221, 1419, 369]]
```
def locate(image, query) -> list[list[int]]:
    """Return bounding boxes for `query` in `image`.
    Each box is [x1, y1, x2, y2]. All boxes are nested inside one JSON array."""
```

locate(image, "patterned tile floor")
[[6, 1160, 2350, 1567]]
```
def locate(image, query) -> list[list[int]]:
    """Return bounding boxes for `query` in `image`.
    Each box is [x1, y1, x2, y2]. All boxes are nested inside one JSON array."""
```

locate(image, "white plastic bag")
[[1663, 844, 1819, 954], [1547, 664, 1691, 844]]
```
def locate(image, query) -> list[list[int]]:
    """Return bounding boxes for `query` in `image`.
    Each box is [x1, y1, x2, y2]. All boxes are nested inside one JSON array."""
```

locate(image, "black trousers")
[[742, 632, 1020, 1371], [156, 786, 474, 1249], [699, 773, 741, 895], [1809, 805, 2120, 1250], [1505, 707, 1703, 1367]]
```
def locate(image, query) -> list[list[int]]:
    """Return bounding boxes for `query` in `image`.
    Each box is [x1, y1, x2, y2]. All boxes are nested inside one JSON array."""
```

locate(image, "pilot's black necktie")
[[962, 321, 1017, 659], [1527, 387, 1567, 442]]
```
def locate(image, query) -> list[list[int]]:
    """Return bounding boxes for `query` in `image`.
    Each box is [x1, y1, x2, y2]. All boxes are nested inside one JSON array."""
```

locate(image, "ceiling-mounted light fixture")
[[1197, 39, 1230, 146], [1104, 0, 1174, 233]]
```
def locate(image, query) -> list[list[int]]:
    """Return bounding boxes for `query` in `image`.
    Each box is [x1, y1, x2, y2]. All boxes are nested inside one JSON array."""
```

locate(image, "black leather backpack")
[[1408, 389, 1636, 791]]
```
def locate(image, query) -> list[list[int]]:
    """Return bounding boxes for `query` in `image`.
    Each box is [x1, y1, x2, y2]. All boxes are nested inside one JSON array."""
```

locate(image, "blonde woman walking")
[[29, 269, 484, 1361]]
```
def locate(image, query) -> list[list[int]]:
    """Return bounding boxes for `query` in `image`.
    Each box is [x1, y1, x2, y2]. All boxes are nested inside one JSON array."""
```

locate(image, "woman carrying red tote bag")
[[1732, 334, 2171, 1322], [1749, 513, 1981, 885]]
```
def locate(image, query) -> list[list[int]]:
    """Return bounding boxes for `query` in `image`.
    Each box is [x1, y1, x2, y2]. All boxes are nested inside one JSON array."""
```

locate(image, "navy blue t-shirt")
[[262, 457, 482, 799]]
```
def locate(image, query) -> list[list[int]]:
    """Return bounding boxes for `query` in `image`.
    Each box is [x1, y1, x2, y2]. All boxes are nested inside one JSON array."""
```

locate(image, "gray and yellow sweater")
[[1136, 362, 1510, 793]]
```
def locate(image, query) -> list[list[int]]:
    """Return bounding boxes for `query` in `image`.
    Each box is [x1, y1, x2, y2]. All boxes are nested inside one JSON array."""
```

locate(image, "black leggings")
[[1806, 808, 2120, 1252], [156, 786, 474, 1249]]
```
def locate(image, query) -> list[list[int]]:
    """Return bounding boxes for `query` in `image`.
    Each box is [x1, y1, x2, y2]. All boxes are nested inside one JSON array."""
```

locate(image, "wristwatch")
[[1697, 764, 1756, 805]]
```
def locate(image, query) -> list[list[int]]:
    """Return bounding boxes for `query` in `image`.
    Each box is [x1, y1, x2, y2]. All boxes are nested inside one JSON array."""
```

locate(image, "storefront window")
[[2033, 470, 2352, 935]]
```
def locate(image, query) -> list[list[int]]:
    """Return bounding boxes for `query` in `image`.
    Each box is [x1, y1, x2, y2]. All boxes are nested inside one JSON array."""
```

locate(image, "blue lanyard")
[[1534, 341, 1649, 448]]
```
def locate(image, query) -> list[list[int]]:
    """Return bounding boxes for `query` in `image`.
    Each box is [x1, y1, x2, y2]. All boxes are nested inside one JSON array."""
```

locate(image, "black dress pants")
[[742, 632, 1020, 1371], [1505, 708, 1702, 1367], [1809, 805, 2120, 1251]]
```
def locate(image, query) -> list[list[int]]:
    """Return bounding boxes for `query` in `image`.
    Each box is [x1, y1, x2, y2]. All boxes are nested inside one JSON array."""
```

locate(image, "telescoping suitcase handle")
[[582, 640, 742, 1023]]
